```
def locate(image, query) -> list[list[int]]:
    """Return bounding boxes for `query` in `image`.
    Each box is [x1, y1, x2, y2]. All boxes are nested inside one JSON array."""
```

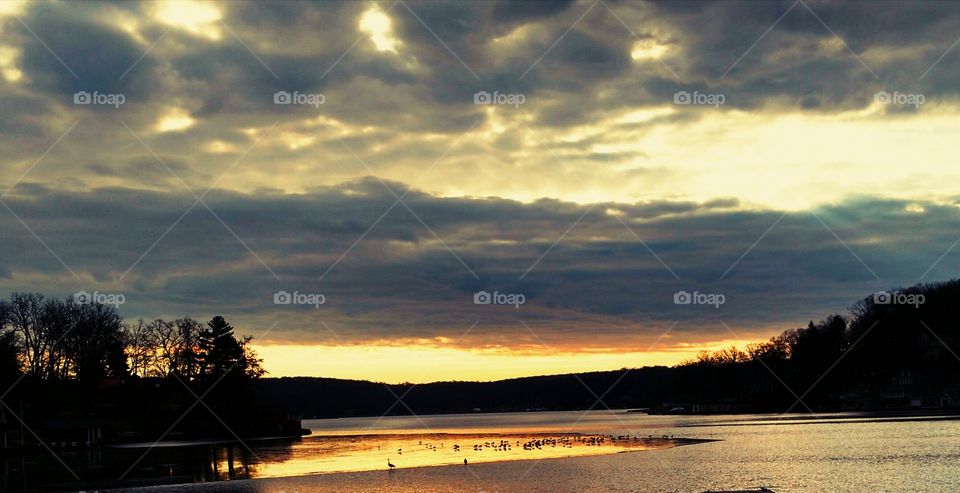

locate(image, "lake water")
[[13, 410, 960, 492]]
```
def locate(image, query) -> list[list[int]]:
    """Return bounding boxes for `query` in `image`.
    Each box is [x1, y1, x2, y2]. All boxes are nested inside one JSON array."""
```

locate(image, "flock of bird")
[[386, 433, 679, 470]]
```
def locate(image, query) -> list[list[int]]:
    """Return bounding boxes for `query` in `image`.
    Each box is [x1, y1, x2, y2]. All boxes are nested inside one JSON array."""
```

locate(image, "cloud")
[[12, 2, 160, 100], [3, 1, 960, 210], [1, 182, 958, 351]]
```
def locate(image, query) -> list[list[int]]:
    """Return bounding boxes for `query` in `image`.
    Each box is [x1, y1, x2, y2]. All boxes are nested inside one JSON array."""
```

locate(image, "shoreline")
[[677, 413, 960, 428]]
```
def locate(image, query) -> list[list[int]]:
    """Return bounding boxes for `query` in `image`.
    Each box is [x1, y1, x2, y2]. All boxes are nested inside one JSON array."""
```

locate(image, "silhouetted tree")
[[6, 293, 50, 377], [176, 317, 202, 379], [65, 300, 128, 382], [125, 319, 156, 377], [0, 302, 20, 383], [1, 293, 127, 382], [196, 316, 264, 380]]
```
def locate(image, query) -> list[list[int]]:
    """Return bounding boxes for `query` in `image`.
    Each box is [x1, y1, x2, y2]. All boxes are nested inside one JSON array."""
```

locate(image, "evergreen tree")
[[197, 315, 245, 378]]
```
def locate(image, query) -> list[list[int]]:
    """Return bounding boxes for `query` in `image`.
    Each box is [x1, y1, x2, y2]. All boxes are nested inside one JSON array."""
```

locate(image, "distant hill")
[[253, 369, 674, 418], [256, 279, 960, 418]]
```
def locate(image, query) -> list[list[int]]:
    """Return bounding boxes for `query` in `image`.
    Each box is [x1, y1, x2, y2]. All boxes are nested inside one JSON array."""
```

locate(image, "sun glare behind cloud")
[[155, 108, 197, 133], [359, 5, 399, 53], [155, 0, 222, 39], [630, 39, 669, 60]]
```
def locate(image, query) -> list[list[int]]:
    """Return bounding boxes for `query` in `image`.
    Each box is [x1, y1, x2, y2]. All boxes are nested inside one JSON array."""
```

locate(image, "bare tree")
[[126, 317, 204, 378], [7, 293, 51, 378], [175, 318, 202, 379], [125, 319, 156, 378], [3, 293, 127, 382], [148, 319, 181, 377]]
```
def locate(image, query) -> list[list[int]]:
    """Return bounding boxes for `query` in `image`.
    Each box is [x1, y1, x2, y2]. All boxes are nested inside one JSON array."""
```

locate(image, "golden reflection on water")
[[251, 433, 682, 478]]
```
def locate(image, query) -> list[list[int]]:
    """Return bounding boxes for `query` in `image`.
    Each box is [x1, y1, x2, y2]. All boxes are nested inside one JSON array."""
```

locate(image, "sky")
[[1, 0, 960, 383]]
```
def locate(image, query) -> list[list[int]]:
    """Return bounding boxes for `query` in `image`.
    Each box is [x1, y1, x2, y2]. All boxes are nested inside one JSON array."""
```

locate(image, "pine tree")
[[197, 316, 245, 378]]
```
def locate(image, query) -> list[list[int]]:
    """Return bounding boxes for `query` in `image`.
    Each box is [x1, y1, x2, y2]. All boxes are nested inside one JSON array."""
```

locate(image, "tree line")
[[0, 292, 264, 385], [675, 279, 960, 409]]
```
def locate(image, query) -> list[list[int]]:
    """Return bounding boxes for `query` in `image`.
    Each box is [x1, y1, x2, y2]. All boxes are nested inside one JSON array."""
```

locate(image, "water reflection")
[[255, 433, 700, 478], [0, 430, 702, 491]]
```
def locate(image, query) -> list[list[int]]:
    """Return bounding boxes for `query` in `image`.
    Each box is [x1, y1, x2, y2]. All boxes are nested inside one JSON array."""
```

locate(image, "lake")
[[10, 410, 960, 492]]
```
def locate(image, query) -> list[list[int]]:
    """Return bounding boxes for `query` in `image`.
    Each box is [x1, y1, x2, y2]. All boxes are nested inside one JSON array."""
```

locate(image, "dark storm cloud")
[[1, 182, 957, 348], [644, 0, 960, 108], [0, 91, 55, 137], [11, 2, 160, 101], [489, 0, 576, 25]]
